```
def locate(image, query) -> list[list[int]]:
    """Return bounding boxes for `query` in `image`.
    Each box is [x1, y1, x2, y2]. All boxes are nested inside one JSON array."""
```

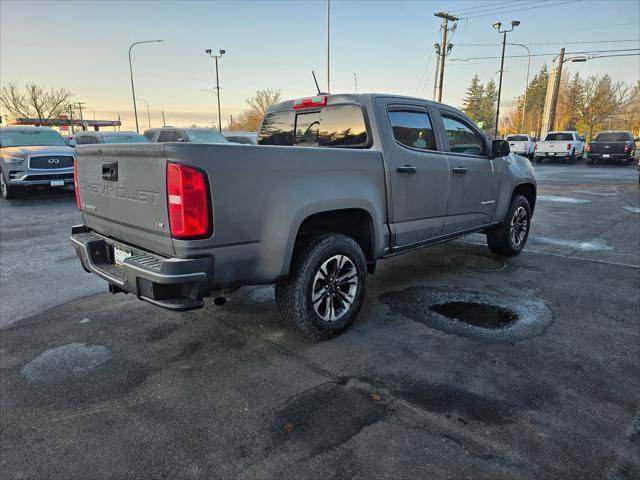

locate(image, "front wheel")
[[275, 233, 368, 340], [486, 195, 531, 257], [0, 170, 17, 199]]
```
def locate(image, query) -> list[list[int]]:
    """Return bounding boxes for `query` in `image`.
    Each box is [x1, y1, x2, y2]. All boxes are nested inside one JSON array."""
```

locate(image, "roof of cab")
[[265, 93, 444, 114]]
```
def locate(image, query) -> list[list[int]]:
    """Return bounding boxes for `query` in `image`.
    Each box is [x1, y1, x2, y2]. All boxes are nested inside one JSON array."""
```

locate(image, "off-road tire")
[[486, 195, 531, 257], [0, 170, 16, 199], [275, 233, 367, 340]]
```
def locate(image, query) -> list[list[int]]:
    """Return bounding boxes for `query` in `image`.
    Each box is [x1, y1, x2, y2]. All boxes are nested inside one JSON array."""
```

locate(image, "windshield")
[[545, 133, 573, 141], [506, 135, 528, 141], [595, 132, 631, 142], [101, 133, 149, 144], [184, 129, 228, 144], [0, 130, 67, 147]]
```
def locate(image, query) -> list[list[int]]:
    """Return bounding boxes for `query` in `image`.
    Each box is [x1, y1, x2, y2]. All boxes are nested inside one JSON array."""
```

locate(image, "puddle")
[[622, 206, 640, 214], [537, 195, 591, 204], [529, 236, 613, 251], [380, 287, 553, 343], [431, 302, 517, 329]]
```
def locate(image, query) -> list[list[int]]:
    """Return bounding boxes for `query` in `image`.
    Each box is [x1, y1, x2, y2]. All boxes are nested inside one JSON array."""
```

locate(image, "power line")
[[456, 0, 550, 17], [463, 0, 581, 19], [455, 39, 640, 47], [450, 0, 515, 13], [450, 47, 640, 61]]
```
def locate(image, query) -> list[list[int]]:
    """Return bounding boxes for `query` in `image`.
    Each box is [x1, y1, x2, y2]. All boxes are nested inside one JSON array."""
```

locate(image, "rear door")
[[377, 99, 450, 247], [76, 144, 174, 256], [438, 110, 499, 234]]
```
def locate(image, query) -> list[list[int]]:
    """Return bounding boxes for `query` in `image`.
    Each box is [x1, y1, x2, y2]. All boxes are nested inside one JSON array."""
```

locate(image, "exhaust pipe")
[[213, 296, 227, 306]]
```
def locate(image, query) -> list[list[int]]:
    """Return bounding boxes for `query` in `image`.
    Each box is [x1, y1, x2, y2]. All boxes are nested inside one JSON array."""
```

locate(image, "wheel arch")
[[513, 182, 536, 216]]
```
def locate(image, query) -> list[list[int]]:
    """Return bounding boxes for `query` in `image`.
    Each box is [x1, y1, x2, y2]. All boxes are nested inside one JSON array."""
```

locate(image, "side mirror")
[[490, 139, 510, 158], [69, 138, 77, 147], [580, 136, 586, 142]]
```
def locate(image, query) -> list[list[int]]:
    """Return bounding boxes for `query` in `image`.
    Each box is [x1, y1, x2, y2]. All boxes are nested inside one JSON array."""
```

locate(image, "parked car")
[[70, 131, 149, 146], [145, 127, 229, 144], [71, 93, 536, 339], [505, 134, 535, 159], [0, 126, 75, 199], [586, 131, 638, 165], [533, 131, 585, 163], [223, 131, 257, 145]]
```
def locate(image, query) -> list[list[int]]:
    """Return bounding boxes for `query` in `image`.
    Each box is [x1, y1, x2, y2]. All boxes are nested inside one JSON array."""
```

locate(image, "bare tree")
[[228, 88, 282, 132], [0, 83, 73, 121], [247, 88, 282, 116]]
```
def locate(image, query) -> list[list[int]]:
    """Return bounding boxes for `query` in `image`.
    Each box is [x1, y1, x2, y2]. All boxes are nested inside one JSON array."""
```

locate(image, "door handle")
[[452, 167, 468, 174], [396, 165, 417, 174]]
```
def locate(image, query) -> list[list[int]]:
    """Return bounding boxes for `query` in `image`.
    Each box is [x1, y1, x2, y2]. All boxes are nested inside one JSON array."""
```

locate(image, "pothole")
[[380, 287, 553, 343], [446, 254, 506, 271], [431, 302, 517, 329]]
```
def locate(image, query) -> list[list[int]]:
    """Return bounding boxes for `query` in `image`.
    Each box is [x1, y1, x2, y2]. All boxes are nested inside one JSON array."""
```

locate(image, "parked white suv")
[[505, 134, 535, 159], [534, 131, 585, 163]]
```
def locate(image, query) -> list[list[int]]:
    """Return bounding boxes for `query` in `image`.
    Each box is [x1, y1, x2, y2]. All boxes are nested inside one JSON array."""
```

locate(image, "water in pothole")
[[431, 302, 517, 329]]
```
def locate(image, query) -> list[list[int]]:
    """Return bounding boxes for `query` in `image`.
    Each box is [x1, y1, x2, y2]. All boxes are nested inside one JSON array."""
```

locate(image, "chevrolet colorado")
[[71, 94, 536, 339]]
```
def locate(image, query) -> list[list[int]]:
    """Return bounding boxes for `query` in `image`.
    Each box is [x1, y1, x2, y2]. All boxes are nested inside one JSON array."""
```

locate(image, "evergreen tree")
[[462, 74, 485, 124], [481, 79, 498, 133]]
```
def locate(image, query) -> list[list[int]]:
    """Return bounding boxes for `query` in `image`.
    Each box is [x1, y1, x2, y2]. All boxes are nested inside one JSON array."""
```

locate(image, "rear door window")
[[388, 110, 436, 150]]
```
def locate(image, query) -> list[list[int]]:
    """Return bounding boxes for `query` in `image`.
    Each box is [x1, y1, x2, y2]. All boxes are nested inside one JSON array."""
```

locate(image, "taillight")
[[167, 163, 210, 238], [624, 144, 630, 152], [587, 144, 591, 152], [566, 143, 571, 151], [534, 143, 538, 151], [73, 158, 80, 209], [293, 95, 327, 109]]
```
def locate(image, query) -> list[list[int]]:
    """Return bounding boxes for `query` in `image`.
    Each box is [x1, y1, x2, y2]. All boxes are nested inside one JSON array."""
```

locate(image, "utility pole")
[[354, 73, 357, 93], [492, 20, 520, 139], [548, 47, 565, 133], [433, 12, 458, 102], [432, 43, 441, 101], [161, 110, 166, 126], [327, 0, 331, 93], [205, 49, 226, 132]]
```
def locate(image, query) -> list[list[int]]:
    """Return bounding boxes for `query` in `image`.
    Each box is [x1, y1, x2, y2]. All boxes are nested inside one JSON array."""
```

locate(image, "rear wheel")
[[275, 233, 368, 340], [486, 195, 531, 257], [533, 156, 542, 164], [0, 170, 16, 199], [566, 152, 576, 163]]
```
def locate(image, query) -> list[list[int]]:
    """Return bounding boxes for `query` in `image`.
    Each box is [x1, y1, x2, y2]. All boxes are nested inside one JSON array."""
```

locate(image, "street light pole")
[[129, 40, 163, 133], [205, 49, 226, 132], [137, 98, 151, 129], [508, 43, 531, 133], [493, 20, 520, 139]]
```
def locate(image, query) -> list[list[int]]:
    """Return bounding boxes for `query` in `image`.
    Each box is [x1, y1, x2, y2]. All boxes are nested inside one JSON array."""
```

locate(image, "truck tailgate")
[[538, 141, 568, 153], [75, 144, 174, 256]]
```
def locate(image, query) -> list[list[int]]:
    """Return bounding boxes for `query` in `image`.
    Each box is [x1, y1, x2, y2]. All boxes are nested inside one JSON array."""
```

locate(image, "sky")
[[1, 0, 639, 131]]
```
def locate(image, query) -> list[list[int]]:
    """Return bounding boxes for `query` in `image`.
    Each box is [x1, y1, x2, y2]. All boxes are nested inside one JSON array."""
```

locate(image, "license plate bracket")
[[603, 154, 610, 158]]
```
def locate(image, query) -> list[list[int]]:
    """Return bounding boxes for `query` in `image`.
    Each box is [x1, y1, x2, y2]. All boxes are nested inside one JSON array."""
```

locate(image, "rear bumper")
[[71, 225, 213, 311], [588, 153, 631, 161], [534, 152, 569, 157]]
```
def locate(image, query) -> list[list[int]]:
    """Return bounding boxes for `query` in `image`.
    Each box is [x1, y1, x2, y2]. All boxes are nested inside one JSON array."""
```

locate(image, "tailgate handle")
[[102, 161, 118, 181], [452, 167, 468, 174]]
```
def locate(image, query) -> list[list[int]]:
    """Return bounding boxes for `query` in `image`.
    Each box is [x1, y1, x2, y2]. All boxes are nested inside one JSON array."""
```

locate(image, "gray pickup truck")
[[71, 93, 536, 339]]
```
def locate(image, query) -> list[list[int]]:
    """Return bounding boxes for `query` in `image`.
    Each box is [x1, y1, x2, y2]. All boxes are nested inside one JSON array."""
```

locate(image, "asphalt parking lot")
[[1, 161, 638, 479]]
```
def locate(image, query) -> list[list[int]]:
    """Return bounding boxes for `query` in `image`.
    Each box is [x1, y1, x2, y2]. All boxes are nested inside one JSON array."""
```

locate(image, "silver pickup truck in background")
[[71, 93, 537, 339], [0, 126, 75, 199]]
